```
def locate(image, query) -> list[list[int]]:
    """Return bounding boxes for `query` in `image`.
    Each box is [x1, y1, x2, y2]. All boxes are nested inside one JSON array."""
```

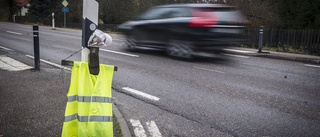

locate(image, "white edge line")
[[223, 49, 254, 53], [223, 53, 249, 59], [122, 87, 160, 101], [0, 46, 13, 51], [146, 121, 162, 137], [56, 31, 81, 36], [6, 31, 22, 35], [100, 49, 139, 57], [25, 54, 71, 71], [113, 39, 125, 42], [304, 64, 320, 68], [194, 66, 225, 74], [0, 47, 70, 71]]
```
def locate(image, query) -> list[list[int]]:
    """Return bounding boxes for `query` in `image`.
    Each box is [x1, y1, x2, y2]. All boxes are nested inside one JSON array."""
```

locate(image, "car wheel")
[[166, 40, 194, 59], [124, 35, 137, 51]]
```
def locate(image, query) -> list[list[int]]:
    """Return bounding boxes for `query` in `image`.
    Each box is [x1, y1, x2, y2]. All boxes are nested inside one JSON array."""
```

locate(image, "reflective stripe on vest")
[[67, 95, 112, 103], [64, 114, 113, 122], [62, 61, 114, 137]]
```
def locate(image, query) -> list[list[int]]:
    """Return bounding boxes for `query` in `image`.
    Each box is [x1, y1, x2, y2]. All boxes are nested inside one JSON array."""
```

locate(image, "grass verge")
[[113, 114, 124, 137], [239, 44, 315, 55]]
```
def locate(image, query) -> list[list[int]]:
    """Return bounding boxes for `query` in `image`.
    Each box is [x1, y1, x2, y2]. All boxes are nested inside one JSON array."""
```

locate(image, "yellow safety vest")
[[62, 61, 114, 137]]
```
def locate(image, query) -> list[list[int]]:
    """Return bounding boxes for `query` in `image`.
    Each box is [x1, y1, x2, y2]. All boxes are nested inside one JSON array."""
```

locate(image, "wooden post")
[[89, 47, 99, 75]]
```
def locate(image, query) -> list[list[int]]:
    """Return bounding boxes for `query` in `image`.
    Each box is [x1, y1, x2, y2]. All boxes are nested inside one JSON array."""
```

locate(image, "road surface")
[[1, 22, 319, 137]]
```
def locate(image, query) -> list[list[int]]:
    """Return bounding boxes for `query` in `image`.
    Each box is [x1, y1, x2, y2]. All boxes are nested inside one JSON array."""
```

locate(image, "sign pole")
[[81, 0, 98, 64], [64, 12, 66, 28], [62, 0, 69, 28]]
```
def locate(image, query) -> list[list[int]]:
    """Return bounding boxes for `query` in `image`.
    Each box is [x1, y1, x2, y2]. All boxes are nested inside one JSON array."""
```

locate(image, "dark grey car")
[[118, 4, 247, 58]]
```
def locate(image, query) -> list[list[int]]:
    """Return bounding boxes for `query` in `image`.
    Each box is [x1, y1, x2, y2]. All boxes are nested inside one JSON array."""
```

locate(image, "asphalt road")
[[1, 22, 319, 137]]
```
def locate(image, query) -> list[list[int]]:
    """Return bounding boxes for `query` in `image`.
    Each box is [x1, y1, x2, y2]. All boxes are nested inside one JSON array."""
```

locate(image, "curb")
[[113, 103, 132, 137], [251, 54, 320, 64]]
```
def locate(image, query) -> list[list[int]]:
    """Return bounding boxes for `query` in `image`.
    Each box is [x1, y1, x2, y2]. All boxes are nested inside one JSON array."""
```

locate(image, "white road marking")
[[130, 119, 162, 137], [25, 54, 71, 71], [6, 31, 22, 35], [0, 55, 32, 71], [130, 119, 147, 137], [223, 49, 254, 53], [47, 30, 124, 42], [146, 121, 162, 137], [0, 45, 13, 51], [223, 53, 249, 58], [194, 66, 225, 74], [304, 64, 320, 68], [113, 38, 125, 42], [122, 87, 160, 101], [56, 31, 81, 36], [100, 48, 139, 57]]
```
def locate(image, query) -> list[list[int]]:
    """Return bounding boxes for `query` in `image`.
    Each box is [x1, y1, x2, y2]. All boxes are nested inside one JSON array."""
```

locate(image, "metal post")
[[52, 12, 55, 29], [258, 26, 264, 53], [64, 12, 66, 28], [52, 12, 55, 30], [33, 25, 40, 71]]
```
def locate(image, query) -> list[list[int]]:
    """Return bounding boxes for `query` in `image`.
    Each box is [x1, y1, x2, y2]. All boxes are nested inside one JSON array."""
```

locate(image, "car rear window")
[[137, 7, 191, 20], [192, 8, 244, 22], [215, 9, 245, 22], [137, 6, 244, 22]]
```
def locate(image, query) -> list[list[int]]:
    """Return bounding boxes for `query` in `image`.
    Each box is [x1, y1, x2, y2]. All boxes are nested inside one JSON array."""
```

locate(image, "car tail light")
[[189, 9, 219, 27]]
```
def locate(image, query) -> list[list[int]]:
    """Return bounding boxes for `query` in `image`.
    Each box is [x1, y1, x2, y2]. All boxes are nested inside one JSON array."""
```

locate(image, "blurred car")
[[118, 3, 247, 58]]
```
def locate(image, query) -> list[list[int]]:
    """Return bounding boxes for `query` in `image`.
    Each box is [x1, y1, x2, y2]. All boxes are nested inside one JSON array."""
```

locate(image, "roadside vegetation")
[[240, 44, 312, 55]]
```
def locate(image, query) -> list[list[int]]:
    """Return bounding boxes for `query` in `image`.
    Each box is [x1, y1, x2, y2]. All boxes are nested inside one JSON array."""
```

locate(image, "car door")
[[141, 7, 192, 48], [131, 8, 170, 47]]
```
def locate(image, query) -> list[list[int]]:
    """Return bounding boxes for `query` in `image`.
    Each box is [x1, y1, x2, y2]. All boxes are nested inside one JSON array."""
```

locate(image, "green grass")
[[113, 114, 124, 137]]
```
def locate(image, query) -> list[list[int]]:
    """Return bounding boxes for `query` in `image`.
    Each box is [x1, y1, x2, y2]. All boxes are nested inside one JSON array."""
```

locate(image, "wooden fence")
[[241, 28, 320, 55]]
